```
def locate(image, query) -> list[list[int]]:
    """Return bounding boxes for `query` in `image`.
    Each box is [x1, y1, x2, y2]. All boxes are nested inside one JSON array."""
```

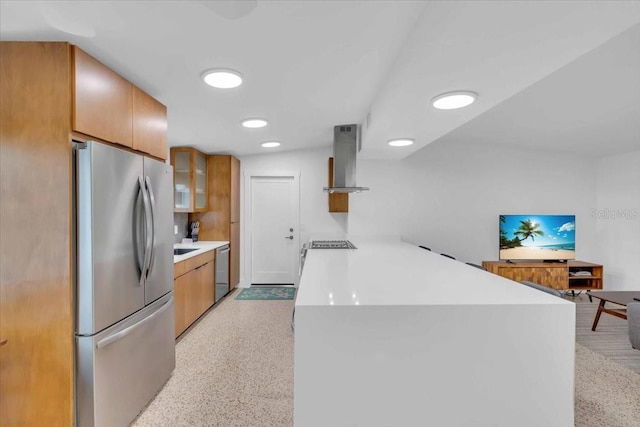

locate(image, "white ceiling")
[[433, 23, 640, 158], [1, 1, 640, 159]]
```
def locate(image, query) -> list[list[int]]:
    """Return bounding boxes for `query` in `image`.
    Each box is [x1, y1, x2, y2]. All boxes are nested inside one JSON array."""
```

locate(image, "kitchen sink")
[[174, 248, 198, 255]]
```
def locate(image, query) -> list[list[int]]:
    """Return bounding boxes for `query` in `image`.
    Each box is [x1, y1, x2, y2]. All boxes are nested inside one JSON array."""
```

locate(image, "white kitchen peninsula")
[[294, 238, 575, 427]]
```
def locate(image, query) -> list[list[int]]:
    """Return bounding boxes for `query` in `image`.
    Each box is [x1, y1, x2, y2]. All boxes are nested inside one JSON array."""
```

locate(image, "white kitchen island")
[[294, 238, 575, 427]]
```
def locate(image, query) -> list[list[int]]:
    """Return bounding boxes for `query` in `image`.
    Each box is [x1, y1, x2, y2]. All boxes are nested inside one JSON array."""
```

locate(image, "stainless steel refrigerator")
[[74, 141, 175, 427]]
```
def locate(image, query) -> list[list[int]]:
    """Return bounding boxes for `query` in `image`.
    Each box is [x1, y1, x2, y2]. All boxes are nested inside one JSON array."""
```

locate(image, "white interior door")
[[250, 176, 299, 284]]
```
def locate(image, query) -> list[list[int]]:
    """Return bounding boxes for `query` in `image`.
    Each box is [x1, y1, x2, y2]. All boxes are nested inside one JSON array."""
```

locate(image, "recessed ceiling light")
[[241, 118, 268, 128], [261, 141, 280, 148], [432, 91, 477, 110], [201, 69, 243, 89], [388, 138, 414, 147]]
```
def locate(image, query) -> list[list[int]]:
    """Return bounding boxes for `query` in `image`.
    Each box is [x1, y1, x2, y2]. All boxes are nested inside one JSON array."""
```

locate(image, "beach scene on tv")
[[500, 215, 576, 260]]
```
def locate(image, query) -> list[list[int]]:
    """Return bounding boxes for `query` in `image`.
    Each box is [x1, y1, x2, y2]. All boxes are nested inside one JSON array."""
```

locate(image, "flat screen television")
[[499, 215, 575, 261]]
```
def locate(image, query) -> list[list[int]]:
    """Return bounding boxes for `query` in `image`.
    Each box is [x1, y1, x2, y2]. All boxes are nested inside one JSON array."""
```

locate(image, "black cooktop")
[[310, 240, 357, 249]]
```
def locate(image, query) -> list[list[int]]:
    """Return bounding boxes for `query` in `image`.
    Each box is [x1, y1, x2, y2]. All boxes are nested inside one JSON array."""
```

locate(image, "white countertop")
[[294, 237, 575, 426], [296, 237, 574, 307], [173, 241, 229, 264]]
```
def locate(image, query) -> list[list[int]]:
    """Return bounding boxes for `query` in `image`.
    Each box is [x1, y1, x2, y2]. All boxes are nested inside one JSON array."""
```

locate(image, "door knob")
[[285, 236, 293, 240]]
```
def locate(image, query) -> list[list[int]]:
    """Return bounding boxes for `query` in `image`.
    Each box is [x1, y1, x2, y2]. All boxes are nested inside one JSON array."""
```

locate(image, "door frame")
[[243, 170, 301, 287]]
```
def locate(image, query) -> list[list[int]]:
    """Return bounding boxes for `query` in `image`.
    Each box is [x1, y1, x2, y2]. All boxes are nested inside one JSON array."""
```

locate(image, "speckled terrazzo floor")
[[575, 344, 640, 427], [132, 289, 640, 427], [132, 289, 294, 427]]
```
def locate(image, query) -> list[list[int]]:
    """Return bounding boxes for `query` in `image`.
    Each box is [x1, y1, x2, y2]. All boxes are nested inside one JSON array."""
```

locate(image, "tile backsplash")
[[174, 213, 189, 244]]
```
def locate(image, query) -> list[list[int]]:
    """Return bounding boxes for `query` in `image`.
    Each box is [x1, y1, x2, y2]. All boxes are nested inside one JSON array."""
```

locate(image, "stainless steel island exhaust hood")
[[323, 124, 370, 193]]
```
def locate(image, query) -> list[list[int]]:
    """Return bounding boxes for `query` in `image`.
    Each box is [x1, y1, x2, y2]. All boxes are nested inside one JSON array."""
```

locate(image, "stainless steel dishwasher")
[[215, 245, 230, 302]]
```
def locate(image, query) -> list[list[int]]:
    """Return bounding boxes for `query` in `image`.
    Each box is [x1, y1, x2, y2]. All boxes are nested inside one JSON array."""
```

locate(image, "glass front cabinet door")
[[194, 153, 207, 211], [170, 148, 207, 213]]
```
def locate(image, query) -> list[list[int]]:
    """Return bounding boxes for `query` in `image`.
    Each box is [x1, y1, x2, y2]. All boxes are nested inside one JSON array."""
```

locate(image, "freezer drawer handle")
[[96, 297, 173, 349]]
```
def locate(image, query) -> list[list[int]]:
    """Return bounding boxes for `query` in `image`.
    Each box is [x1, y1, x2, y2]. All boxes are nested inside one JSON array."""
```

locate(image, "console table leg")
[[591, 300, 606, 331]]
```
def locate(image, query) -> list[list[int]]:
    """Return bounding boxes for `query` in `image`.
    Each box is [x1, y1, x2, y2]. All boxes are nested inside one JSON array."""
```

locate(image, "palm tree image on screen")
[[499, 215, 576, 260]]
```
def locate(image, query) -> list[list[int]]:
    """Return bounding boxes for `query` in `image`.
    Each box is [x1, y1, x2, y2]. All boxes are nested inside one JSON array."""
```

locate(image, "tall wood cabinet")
[[190, 155, 241, 289], [0, 42, 168, 427], [1, 41, 74, 427]]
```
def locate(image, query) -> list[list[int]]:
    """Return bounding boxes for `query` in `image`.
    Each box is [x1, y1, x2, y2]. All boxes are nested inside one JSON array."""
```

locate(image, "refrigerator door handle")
[[96, 296, 173, 349], [140, 176, 152, 286], [134, 179, 144, 278], [144, 176, 156, 277]]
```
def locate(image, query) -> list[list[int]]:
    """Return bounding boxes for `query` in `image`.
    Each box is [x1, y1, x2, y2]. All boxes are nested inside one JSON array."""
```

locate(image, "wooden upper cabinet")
[[230, 156, 240, 223], [328, 157, 348, 212], [170, 147, 207, 213], [132, 86, 167, 160], [194, 153, 207, 211], [72, 46, 133, 147], [199, 155, 232, 231], [72, 46, 167, 159]]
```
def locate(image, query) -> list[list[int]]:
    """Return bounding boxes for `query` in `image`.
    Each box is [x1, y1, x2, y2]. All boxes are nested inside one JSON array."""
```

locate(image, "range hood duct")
[[323, 124, 370, 193]]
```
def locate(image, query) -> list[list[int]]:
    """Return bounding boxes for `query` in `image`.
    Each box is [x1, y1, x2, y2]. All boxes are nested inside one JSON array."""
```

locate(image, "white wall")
[[238, 147, 405, 286], [399, 138, 599, 265], [594, 150, 640, 291], [238, 139, 606, 285]]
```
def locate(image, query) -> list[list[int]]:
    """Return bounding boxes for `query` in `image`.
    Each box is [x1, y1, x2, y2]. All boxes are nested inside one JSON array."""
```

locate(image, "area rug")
[[235, 287, 296, 300], [575, 343, 640, 426]]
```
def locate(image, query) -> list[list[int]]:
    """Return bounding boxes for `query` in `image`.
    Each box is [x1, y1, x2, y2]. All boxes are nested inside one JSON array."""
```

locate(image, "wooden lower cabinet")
[[482, 260, 603, 291], [174, 255, 215, 338]]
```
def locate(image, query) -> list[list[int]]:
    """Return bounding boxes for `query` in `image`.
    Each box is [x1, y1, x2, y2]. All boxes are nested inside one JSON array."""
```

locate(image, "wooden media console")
[[482, 261, 603, 291]]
